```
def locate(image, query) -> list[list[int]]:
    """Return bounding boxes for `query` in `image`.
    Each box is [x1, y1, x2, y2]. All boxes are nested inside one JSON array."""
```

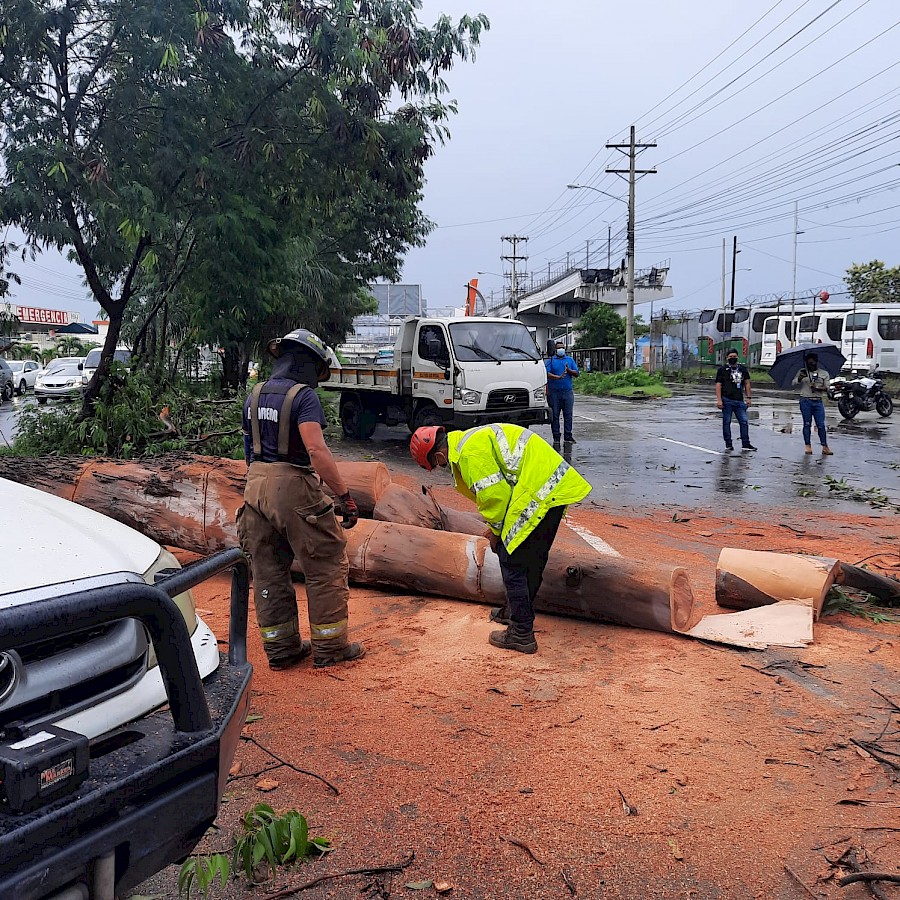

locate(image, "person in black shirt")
[[715, 351, 757, 452]]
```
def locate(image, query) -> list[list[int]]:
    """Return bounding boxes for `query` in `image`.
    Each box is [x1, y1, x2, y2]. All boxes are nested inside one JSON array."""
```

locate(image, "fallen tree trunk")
[[2, 454, 696, 635], [838, 563, 900, 606], [0, 455, 391, 549], [373, 483, 485, 536], [715, 548, 840, 620]]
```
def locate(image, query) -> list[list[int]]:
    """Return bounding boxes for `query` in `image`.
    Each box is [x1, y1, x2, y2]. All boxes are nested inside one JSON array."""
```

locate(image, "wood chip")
[[255, 777, 279, 792], [433, 880, 454, 893], [229, 761, 243, 777], [668, 839, 684, 861]]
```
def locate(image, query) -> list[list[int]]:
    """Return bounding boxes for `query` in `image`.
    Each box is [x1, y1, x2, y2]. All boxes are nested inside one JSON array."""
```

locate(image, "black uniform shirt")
[[242, 379, 327, 465], [715, 364, 751, 402]]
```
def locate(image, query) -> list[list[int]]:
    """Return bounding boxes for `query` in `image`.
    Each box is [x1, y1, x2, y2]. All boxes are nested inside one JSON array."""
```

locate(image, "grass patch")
[[575, 369, 671, 398]]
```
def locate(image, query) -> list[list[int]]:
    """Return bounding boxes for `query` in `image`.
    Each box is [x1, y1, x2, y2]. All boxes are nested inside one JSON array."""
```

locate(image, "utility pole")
[[790, 201, 799, 347], [607, 224, 612, 269], [501, 235, 528, 319], [607, 126, 656, 369], [729, 236, 738, 310], [585, 239, 592, 268], [720, 238, 727, 310]]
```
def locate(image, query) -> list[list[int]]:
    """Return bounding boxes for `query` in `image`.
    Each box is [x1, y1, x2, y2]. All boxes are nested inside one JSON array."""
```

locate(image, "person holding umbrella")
[[768, 342, 845, 456], [795, 351, 833, 455]]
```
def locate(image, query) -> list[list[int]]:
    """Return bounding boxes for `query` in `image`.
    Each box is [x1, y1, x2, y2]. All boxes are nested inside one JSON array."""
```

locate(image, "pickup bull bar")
[[0, 548, 253, 900]]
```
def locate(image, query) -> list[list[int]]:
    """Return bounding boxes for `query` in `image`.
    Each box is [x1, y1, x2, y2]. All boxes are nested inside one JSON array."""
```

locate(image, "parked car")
[[81, 345, 132, 385], [8, 359, 42, 395], [35, 360, 85, 403], [0, 476, 252, 898], [0, 358, 13, 401]]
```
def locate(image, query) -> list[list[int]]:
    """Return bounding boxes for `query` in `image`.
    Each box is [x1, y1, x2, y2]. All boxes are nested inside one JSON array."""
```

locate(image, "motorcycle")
[[828, 367, 894, 420]]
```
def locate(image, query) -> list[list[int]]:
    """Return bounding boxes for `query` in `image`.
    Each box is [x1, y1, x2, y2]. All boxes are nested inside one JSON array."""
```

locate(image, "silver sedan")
[[35, 361, 85, 403]]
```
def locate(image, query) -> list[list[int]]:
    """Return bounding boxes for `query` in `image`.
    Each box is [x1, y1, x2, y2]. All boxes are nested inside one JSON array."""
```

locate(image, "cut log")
[[837, 563, 900, 606], [373, 484, 485, 536], [2, 455, 696, 635], [0, 454, 391, 542], [715, 548, 840, 620]]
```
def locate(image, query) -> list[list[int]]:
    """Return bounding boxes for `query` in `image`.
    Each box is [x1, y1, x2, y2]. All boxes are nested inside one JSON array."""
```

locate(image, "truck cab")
[[329, 317, 549, 438]]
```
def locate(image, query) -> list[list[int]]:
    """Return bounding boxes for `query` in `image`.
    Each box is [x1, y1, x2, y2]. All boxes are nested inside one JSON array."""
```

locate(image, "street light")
[[567, 184, 627, 206]]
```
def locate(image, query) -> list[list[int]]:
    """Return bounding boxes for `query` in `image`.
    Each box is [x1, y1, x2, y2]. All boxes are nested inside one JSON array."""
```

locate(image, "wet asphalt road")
[[347, 385, 900, 517], [2, 386, 898, 515]]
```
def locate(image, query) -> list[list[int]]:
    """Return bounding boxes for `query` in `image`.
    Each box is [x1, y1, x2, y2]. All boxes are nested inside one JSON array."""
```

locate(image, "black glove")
[[339, 491, 359, 529]]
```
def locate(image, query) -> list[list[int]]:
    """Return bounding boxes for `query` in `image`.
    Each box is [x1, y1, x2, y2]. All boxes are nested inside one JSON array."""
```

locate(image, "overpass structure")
[[489, 260, 674, 349]]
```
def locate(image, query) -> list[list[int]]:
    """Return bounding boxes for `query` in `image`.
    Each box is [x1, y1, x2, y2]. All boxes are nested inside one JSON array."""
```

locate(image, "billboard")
[[368, 284, 424, 317]]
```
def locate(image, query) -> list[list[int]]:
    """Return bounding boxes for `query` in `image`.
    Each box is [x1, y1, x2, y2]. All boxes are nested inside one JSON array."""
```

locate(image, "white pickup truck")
[[328, 316, 549, 438]]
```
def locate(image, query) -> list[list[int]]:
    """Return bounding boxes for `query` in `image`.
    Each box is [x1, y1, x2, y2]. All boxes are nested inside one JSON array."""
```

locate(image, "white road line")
[[566, 523, 622, 557], [656, 437, 723, 456]]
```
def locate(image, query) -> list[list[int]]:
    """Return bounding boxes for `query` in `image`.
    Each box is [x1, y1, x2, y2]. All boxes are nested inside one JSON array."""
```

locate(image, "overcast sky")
[[8, 0, 900, 323]]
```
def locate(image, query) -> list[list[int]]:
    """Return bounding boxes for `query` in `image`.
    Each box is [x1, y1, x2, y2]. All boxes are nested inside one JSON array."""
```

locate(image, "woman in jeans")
[[795, 352, 833, 456]]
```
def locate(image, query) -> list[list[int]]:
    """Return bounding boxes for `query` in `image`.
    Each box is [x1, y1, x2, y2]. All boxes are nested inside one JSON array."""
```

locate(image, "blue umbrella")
[[768, 342, 846, 390]]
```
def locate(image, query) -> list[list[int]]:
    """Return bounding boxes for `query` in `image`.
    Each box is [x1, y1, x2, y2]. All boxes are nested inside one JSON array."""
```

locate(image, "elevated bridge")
[[489, 261, 673, 347]]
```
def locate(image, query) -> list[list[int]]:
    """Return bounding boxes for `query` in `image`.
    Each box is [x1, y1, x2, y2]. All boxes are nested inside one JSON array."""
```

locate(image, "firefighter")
[[237, 328, 365, 670], [409, 423, 592, 654]]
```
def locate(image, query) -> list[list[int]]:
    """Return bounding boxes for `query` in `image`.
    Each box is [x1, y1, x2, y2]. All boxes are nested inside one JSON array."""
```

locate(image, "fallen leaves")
[[255, 777, 279, 792]]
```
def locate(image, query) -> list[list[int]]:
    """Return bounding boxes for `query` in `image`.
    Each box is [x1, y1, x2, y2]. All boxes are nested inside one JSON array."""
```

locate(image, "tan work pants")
[[237, 462, 351, 663]]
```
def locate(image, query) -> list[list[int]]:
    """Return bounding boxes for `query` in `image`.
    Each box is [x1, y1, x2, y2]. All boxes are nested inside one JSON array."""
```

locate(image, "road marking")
[[656, 437, 722, 456], [567, 523, 622, 557]]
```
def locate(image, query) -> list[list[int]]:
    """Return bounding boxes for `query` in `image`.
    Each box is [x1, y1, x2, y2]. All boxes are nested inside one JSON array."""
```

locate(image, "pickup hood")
[[0, 477, 160, 603]]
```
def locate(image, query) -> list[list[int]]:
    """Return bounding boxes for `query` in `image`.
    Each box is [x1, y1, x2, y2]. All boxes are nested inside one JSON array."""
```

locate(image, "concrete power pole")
[[607, 126, 656, 369], [501, 235, 528, 320]]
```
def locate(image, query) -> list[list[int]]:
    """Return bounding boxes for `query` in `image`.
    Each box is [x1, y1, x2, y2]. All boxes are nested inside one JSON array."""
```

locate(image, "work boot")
[[564, 435, 576, 444], [489, 605, 511, 626], [821, 446, 833, 456], [313, 642, 366, 669], [488, 628, 537, 654], [804, 445, 813, 454], [268, 640, 312, 671]]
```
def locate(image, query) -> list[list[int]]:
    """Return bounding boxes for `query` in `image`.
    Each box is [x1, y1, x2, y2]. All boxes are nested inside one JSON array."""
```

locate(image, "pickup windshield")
[[449, 322, 540, 362]]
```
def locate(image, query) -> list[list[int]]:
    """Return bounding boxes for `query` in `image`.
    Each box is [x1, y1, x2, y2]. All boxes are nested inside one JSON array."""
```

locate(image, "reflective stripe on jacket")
[[447, 423, 592, 554]]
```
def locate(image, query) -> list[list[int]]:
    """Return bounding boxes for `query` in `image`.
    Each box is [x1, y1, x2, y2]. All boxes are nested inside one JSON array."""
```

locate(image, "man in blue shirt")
[[545, 341, 580, 444]]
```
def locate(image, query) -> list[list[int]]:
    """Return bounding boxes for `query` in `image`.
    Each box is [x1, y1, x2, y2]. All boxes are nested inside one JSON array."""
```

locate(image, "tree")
[[845, 261, 900, 304], [0, 0, 489, 405], [574, 303, 626, 350]]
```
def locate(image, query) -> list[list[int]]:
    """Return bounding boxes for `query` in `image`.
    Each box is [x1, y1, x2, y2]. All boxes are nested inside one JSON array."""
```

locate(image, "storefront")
[[0, 303, 99, 352]]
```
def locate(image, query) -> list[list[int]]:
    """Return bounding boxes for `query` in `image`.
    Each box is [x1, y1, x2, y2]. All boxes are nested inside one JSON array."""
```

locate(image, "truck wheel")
[[340, 395, 377, 439], [411, 404, 443, 432], [875, 395, 893, 418]]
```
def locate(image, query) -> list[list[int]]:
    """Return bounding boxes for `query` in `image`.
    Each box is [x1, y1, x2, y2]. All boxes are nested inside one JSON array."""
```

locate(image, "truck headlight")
[[454, 388, 482, 405], [142, 548, 199, 667], [534, 385, 547, 402]]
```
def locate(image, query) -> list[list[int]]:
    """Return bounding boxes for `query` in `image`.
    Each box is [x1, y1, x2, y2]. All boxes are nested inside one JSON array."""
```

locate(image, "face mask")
[[806, 361, 818, 372], [556, 348, 566, 357], [727, 358, 738, 367]]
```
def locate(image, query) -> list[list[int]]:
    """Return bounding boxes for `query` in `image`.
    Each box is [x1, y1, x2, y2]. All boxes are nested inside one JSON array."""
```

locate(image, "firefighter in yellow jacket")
[[410, 423, 592, 654]]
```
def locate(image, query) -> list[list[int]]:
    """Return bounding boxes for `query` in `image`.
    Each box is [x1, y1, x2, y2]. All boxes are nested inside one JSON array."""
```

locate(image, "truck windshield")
[[449, 322, 539, 362]]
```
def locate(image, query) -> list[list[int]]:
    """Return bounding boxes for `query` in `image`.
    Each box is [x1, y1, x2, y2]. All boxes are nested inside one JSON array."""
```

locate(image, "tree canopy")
[[845, 260, 900, 305], [0, 0, 489, 402]]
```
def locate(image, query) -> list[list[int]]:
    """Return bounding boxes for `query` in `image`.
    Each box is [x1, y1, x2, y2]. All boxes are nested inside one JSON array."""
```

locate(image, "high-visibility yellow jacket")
[[447, 423, 592, 554]]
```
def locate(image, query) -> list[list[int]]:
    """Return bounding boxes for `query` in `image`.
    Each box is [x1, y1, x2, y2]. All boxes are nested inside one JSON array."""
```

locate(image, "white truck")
[[328, 316, 549, 438]]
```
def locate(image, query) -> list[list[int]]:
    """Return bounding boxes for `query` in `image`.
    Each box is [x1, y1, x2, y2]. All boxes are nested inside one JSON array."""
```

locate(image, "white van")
[[760, 317, 799, 366], [841, 305, 900, 373], [82, 345, 132, 384], [796, 311, 845, 347]]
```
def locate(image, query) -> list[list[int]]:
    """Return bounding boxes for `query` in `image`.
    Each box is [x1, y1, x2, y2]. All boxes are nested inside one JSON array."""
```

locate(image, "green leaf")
[[405, 880, 433, 890]]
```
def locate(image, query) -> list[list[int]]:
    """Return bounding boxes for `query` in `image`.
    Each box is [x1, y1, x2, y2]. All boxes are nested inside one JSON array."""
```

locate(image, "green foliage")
[[574, 369, 669, 397], [177, 803, 329, 897], [10, 366, 245, 459], [232, 803, 328, 883], [823, 587, 899, 624], [845, 260, 900, 305], [178, 854, 230, 900], [823, 475, 899, 512], [0, 0, 490, 400], [573, 304, 626, 350]]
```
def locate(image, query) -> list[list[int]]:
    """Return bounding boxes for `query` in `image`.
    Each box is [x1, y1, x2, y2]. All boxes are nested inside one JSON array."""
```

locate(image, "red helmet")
[[410, 426, 445, 470]]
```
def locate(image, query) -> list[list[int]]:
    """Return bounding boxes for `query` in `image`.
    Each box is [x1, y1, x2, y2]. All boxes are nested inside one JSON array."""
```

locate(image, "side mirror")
[[78, 363, 83, 370]]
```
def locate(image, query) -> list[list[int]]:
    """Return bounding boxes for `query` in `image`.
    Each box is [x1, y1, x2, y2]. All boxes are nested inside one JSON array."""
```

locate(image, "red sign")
[[14, 306, 78, 326]]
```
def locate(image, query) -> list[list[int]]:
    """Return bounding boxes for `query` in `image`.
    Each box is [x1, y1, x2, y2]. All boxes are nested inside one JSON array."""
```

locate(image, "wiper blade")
[[501, 344, 538, 361], [458, 343, 500, 363]]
